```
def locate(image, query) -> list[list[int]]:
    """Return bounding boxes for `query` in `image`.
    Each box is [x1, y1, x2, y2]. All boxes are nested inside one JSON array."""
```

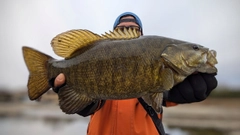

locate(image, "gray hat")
[[113, 12, 143, 34]]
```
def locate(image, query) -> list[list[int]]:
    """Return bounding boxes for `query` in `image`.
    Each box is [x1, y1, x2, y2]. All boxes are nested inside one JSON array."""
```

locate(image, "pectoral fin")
[[160, 68, 174, 90], [58, 85, 93, 114], [142, 93, 163, 113]]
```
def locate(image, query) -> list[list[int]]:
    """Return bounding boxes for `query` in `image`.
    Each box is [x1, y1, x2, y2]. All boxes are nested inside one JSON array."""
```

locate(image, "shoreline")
[[1, 98, 240, 134], [163, 98, 240, 134]]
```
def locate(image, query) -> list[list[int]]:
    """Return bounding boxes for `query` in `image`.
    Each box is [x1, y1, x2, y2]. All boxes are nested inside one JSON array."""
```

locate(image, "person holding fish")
[[52, 12, 217, 135], [23, 12, 218, 135]]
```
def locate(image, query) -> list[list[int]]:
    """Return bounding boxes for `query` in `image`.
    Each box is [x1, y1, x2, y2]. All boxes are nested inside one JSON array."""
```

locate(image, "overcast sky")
[[0, 0, 240, 91]]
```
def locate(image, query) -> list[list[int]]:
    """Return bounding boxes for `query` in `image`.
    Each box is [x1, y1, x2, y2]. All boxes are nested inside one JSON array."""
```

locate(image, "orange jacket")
[[87, 98, 177, 135]]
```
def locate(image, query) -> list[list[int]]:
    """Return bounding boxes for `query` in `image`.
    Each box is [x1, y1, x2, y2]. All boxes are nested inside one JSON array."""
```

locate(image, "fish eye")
[[192, 45, 199, 51]]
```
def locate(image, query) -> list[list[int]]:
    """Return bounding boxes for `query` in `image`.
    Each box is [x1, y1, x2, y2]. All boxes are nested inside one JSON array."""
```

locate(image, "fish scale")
[[22, 28, 218, 114]]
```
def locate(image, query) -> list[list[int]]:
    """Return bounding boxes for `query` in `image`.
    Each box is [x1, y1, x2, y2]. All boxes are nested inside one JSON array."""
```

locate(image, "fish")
[[22, 28, 218, 114]]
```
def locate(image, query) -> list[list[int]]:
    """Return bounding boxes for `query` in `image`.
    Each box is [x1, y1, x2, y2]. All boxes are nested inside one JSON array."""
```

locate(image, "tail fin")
[[22, 46, 53, 100]]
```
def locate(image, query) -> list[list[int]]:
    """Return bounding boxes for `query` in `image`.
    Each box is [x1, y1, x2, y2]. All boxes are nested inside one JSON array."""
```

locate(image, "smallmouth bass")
[[22, 28, 218, 114]]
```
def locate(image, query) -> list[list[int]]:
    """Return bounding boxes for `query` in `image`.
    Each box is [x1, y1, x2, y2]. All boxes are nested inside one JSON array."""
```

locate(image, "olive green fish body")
[[22, 29, 218, 114], [48, 36, 182, 99]]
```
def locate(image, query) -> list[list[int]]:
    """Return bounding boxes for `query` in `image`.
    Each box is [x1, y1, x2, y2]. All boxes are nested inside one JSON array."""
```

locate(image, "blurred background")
[[0, 0, 240, 135]]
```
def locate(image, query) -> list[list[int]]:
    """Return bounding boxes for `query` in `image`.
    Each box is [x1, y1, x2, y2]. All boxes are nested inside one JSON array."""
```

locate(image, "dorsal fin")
[[51, 29, 103, 58], [102, 27, 140, 40], [51, 28, 140, 58]]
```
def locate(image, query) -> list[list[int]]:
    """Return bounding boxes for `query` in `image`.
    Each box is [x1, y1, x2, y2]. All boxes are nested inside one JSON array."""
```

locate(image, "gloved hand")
[[163, 73, 217, 103]]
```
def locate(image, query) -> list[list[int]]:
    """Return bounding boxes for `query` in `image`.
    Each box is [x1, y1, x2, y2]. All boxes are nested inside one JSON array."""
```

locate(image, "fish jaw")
[[197, 50, 218, 73], [161, 43, 210, 76]]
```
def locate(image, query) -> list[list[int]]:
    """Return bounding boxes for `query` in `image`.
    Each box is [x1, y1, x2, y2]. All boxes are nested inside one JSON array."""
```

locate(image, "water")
[[0, 116, 190, 135], [0, 100, 227, 135], [0, 117, 88, 135]]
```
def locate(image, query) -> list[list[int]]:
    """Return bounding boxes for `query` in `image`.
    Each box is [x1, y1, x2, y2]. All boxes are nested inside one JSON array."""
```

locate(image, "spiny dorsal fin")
[[51, 29, 103, 58], [51, 28, 140, 58], [101, 27, 140, 40]]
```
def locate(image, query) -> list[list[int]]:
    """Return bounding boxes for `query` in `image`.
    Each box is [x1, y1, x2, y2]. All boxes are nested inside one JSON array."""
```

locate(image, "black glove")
[[77, 100, 106, 117], [163, 73, 217, 103]]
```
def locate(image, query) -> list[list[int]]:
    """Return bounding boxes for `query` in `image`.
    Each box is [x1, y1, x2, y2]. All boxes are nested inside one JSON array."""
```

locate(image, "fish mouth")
[[207, 50, 218, 65], [162, 48, 218, 75], [182, 51, 207, 67], [167, 51, 209, 75], [206, 61, 215, 67], [197, 50, 218, 73]]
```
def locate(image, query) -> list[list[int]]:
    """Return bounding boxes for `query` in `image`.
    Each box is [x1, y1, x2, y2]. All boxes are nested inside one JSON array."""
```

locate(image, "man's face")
[[115, 16, 142, 35]]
